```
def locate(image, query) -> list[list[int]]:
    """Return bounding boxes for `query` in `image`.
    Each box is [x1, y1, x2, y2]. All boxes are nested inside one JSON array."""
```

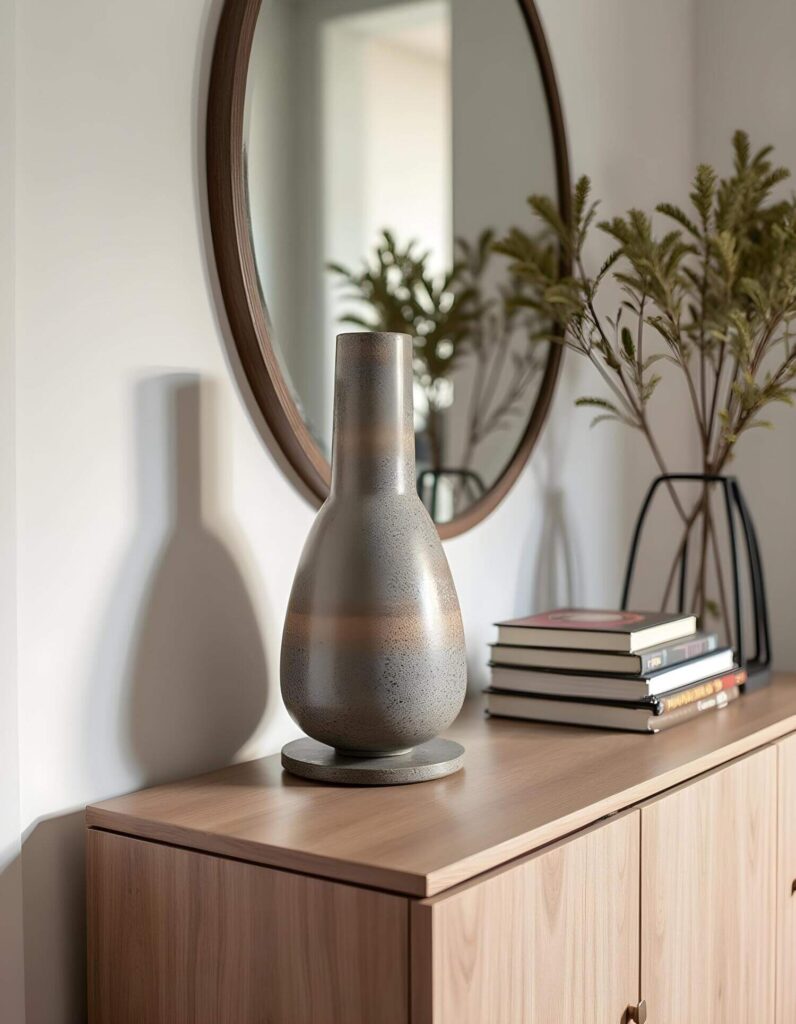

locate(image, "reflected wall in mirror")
[[208, 0, 570, 535]]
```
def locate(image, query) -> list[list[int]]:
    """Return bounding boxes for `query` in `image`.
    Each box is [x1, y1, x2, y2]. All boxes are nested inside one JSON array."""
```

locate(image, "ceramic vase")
[[280, 332, 467, 769]]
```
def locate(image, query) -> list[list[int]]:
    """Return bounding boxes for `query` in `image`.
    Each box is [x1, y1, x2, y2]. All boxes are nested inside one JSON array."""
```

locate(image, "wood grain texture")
[[641, 746, 777, 1023], [87, 829, 408, 1024], [411, 811, 640, 1024], [777, 733, 796, 1023], [85, 675, 796, 897]]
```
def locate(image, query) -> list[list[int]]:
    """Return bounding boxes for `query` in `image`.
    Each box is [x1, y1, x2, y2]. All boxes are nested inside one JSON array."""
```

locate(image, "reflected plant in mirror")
[[327, 229, 552, 518]]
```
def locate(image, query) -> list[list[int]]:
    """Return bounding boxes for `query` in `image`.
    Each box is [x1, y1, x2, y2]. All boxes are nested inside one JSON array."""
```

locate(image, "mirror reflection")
[[244, 0, 558, 522]]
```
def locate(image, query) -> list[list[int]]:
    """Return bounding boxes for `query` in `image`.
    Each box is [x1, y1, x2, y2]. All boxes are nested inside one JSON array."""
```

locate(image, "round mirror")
[[208, 0, 570, 536]]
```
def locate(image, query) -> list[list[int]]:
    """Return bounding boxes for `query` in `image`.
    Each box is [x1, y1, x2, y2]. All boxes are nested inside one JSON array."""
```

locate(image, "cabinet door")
[[88, 829, 408, 1024], [641, 746, 777, 1023], [412, 811, 640, 1024], [778, 733, 796, 1023]]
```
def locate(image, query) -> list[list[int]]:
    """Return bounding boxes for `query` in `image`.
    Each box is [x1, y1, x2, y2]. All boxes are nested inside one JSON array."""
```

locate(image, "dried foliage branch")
[[495, 131, 796, 623]]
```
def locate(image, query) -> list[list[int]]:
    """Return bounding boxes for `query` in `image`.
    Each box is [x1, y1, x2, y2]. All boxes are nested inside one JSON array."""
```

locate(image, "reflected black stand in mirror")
[[417, 467, 486, 522]]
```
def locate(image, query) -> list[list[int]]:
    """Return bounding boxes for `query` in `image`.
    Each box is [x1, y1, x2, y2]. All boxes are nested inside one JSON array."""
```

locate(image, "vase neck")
[[330, 333, 416, 496]]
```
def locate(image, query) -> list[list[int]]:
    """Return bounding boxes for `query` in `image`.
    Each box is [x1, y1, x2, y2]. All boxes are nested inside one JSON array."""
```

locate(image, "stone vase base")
[[281, 737, 465, 786]]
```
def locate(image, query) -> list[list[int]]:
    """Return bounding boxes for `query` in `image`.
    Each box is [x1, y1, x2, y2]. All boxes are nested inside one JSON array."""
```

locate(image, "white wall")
[[695, 0, 796, 669], [0, 0, 26, 1018], [361, 22, 450, 274], [1, 0, 727, 1021]]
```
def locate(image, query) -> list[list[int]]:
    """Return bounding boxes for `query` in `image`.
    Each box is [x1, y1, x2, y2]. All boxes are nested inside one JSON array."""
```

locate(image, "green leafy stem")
[[494, 131, 796, 624]]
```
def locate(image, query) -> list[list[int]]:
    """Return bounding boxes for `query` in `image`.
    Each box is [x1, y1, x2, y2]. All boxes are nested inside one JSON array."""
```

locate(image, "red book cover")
[[495, 608, 698, 653]]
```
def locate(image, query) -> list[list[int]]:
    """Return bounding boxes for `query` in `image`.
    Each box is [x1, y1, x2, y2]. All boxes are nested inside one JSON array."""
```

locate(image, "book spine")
[[656, 669, 747, 714], [653, 685, 741, 732], [639, 634, 718, 673]]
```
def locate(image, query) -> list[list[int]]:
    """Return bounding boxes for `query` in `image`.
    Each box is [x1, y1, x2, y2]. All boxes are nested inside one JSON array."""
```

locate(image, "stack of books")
[[485, 608, 745, 733]]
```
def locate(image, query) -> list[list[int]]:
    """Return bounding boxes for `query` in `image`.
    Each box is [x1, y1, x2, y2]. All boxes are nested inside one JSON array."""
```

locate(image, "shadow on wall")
[[21, 811, 87, 1024], [516, 427, 580, 614], [120, 374, 269, 783], [531, 487, 577, 610], [15, 373, 269, 1024], [0, 850, 24, 1023]]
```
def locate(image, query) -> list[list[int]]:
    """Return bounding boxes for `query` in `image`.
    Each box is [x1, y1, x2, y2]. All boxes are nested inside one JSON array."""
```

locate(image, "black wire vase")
[[621, 473, 772, 692]]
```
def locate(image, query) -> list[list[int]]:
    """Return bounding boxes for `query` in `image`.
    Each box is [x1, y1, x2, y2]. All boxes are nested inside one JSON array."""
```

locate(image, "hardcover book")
[[489, 632, 718, 676], [655, 669, 744, 714], [488, 648, 735, 701], [484, 676, 743, 733], [494, 608, 697, 653], [652, 685, 740, 731]]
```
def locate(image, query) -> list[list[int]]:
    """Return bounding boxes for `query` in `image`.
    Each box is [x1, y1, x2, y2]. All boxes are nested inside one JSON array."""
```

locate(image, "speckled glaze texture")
[[280, 332, 467, 755]]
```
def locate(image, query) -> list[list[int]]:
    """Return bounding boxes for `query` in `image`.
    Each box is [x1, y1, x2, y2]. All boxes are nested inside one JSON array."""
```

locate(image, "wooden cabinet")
[[86, 675, 796, 1024], [412, 812, 640, 1024], [641, 747, 777, 1023], [778, 732, 796, 1023], [88, 829, 409, 1024]]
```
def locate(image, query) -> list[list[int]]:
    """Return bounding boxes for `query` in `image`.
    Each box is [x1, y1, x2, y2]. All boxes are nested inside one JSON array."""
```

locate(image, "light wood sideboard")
[[87, 674, 796, 1023]]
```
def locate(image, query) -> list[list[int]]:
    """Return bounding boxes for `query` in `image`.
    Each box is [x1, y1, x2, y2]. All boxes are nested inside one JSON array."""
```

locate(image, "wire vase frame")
[[620, 473, 772, 692]]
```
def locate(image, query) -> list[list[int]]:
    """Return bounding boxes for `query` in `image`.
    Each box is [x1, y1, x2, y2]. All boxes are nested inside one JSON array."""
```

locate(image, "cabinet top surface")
[[87, 673, 796, 896]]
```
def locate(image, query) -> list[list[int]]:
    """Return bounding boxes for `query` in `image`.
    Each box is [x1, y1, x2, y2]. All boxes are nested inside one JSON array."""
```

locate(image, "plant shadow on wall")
[[529, 473, 578, 613], [16, 373, 269, 1024]]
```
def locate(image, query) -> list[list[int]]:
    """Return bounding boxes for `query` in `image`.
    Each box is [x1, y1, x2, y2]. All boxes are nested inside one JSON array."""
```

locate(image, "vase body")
[[281, 332, 467, 754]]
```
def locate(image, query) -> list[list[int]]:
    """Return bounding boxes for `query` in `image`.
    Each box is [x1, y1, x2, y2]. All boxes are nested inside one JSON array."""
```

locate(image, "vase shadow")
[[119, 373, 269, 785]]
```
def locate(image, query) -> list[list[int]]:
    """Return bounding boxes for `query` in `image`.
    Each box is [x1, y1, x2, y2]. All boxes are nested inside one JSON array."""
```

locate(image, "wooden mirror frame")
[[207, 0, 571, 538]]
